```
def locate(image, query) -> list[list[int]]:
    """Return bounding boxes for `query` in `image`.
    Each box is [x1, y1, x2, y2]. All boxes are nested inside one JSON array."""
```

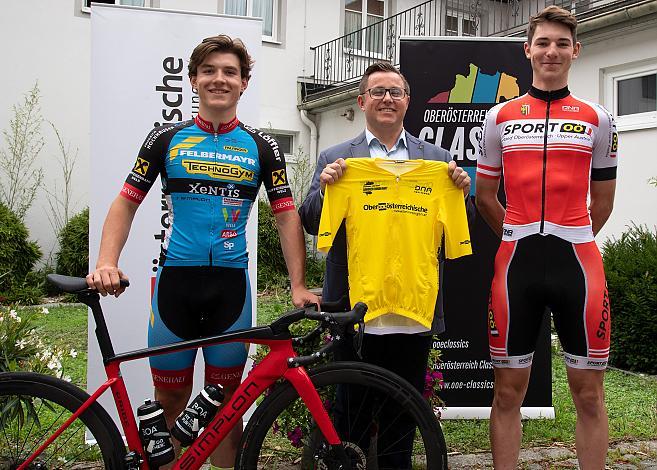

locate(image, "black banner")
[[401, 38, 552, 417]]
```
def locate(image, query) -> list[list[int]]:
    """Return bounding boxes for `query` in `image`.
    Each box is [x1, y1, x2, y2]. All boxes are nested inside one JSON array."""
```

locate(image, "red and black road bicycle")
[[0, 274, 446, 469]]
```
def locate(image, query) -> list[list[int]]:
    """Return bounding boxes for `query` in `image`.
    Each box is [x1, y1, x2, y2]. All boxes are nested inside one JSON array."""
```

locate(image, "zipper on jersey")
[[540, 94, 551, 234], [209, 132, 218, 265]]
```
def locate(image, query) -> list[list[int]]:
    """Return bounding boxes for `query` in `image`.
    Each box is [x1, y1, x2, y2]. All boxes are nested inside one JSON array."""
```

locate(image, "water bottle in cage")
[[137, 399, 175, 467], [171, 383, 224, 446]]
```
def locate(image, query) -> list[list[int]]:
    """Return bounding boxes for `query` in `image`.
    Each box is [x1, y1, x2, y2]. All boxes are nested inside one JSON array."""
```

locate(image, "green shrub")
[[0, 203, 41, 296], [602, 224, 657, 374], [0, 306, 67, 374], [1, 271, 45, 305], [257, 200, 287, 290], [256, 200, 326, 291], [56, 207, 89, 277], [305, 255, 325, 289]]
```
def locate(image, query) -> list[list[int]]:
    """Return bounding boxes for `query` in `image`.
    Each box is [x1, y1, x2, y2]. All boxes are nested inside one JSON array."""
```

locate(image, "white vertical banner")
[[90, 4, 261, 430]]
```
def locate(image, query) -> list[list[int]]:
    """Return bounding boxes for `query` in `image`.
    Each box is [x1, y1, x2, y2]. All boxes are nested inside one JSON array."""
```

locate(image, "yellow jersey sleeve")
[[317, 182, 349, 253], [439, 185, 472, 259]]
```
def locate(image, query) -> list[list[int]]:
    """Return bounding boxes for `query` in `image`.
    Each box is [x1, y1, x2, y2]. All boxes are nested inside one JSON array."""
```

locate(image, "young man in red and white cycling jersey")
[[476, 6, 618, 469]]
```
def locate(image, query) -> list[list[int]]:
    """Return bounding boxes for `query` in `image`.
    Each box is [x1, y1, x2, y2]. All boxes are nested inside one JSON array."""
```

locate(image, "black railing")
[[306, 0, 632, 100]]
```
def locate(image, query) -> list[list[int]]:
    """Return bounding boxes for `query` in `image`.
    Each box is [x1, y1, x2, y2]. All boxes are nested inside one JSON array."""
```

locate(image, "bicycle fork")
[[284, 366, 351, 466], [170, 340, 349, 469]]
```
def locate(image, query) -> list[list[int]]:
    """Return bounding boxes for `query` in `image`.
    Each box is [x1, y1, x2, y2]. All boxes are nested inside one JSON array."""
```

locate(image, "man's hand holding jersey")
[[447, 160, 471, 196], [320, 157, 471, 196]]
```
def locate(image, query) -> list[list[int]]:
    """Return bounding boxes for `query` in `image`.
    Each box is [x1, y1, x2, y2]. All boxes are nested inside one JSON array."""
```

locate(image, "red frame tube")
[[20, 338, 342, 470], [17, 377, 119, 470]]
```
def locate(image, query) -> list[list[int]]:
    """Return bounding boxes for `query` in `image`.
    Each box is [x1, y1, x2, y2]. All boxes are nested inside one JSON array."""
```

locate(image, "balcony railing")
[[305, 0, 634, 101]]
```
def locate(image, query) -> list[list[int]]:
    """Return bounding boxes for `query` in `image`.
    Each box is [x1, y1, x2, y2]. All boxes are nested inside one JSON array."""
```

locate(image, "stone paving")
[[448, 439, 657, 469], [198, 440, 657, 469]]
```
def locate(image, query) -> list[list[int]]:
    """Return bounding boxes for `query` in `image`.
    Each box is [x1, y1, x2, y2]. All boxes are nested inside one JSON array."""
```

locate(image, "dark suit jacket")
[[299, 130, 473, 334]]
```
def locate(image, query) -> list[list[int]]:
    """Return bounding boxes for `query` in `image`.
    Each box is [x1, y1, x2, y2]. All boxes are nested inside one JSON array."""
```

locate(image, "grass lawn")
[[20, 295, 657, 454]]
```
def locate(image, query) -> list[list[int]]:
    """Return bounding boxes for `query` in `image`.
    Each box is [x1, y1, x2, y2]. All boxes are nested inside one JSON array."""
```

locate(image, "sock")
[[209, 466, 232, 470]]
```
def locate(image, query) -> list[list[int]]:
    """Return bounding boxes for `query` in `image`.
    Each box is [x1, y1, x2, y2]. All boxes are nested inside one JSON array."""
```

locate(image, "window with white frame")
[[445, 12, 477, 37], [605, 60, 657, 132], [225, 0, 278, 41], [83, 0, 145, 12], [267, 132, 296, 162], [344, 0, 386, 55]]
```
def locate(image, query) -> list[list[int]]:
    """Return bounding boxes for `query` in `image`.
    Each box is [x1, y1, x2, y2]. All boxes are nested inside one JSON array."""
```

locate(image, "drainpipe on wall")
[[299, 109, 318, 165]]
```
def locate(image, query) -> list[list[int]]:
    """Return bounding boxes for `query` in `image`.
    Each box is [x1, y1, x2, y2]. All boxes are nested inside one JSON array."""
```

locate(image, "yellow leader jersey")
[[318, 159, 472, 330]]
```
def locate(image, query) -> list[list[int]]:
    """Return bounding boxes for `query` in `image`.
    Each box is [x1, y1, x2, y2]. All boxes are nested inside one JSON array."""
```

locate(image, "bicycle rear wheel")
[[236, 361, 447, 470], [0, 372, 126, 469]]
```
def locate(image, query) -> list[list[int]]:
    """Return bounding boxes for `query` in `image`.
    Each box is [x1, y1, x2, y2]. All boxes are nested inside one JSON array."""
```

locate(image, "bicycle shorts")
[[148, 266, 252, 389], [488, 234, 610, 370]]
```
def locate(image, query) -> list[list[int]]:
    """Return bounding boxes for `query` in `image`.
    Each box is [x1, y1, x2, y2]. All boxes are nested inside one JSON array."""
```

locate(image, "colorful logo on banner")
[[427, 64, 520, 104]]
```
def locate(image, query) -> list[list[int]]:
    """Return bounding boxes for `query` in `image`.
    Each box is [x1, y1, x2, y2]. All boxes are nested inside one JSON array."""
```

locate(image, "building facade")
[[1, 0, 655, 256]]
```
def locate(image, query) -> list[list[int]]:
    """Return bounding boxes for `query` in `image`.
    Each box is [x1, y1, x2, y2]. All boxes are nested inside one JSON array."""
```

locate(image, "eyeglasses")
[[361, 87, 408, 100]]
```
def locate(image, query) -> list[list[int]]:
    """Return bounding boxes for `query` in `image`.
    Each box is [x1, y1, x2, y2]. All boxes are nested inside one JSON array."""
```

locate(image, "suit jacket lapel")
[[406, 131, 425, 161], [350, 131, 370, 159]]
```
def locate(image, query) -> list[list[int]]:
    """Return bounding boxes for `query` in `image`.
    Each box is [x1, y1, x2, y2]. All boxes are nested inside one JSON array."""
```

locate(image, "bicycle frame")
[[18, 291, 343, 470]]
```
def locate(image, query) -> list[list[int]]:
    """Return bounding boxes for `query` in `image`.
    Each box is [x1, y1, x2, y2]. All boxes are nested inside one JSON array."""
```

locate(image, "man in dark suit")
[[299, 62, 472, 468]]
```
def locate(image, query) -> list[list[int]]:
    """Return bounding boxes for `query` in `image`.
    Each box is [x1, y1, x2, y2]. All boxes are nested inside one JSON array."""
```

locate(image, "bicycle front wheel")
[[0, 372, 126, 469], [236, 361, 447, 470]]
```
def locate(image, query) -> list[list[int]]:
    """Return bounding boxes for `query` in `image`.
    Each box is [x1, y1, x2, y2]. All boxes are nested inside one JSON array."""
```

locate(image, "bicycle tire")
[[236, 361, 447, 470], [0, 372, 126, 470]]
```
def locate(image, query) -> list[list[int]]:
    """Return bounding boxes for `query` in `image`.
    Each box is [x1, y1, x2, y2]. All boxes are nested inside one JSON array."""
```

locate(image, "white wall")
[[0, 0, 346, 260], [0, 1, 91, 261], [316, 104, 366, 156], [3, 0, 654, 259], [570, 26, 657, 244]]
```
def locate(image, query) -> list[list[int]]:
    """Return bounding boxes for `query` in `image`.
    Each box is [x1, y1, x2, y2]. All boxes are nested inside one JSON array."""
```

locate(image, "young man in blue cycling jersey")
[[87, 35, 318, 469]]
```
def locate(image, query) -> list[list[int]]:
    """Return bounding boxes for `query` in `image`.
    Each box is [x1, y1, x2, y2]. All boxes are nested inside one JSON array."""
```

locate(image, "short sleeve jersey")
[[120, 115, 294, 268], [318, 159, 472, 329], [477, 87, 618, 243]]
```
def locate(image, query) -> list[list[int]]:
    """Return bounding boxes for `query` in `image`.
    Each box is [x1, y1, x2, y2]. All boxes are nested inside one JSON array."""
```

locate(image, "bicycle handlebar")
[[47, 273, 130, 294], [282, 301, 368, 368], [46, 274, 366, 369]]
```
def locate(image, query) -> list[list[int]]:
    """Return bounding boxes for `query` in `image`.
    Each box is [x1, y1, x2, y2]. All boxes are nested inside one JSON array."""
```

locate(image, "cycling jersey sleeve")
[[317, 183, 349, 253], [253, 131, 296, 214], [590, 104, 618, 181], [438, 180, 472, 259], [120, 125, 178, 204], [476, 104, 503, 180]]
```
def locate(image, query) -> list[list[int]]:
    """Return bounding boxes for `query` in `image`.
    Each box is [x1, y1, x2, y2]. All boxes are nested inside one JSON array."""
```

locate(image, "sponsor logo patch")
[[362, 202, 427, 214], [611, 133, 618, 153], [182, 160, 254, 182], [222, 197, 243, 207], [414, 184, 432, 195], [169, 136, 206, 160], [272, 169, 287, 186], [221, 230, 238, 238], [223, 145, 248, 153], [362, 181, 388, 195], [133, 157, 150, 176], [559, 122, 587, 134], [520, 104, 530, 115], [222, 208, 241, 223]]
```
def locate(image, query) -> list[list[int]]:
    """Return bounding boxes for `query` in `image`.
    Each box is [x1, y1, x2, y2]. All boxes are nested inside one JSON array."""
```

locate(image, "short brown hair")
[[527, 5, 578, 44], [358, 62, 410, 96], [188, 35, 254, 80]]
